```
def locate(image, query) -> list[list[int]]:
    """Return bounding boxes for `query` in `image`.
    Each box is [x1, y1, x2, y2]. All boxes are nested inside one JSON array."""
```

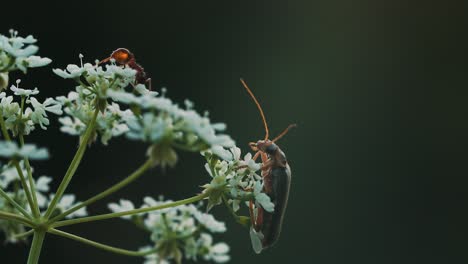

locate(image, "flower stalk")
[[44, 107, 99, 218], [49, 228, 157, 257], [52, 192, 210, 228], [20, 134, 41, 218], [13, 161, 38, 217], [0, 210, 34, 226], [0, 187, 32, 218], [48, 158, 153, 223]]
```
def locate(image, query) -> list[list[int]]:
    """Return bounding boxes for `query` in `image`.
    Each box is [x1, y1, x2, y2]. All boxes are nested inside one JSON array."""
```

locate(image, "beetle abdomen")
[[261, 164, 291, 248]]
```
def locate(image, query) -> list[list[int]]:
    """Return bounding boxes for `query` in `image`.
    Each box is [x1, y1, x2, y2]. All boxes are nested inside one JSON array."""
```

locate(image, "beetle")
[[240, 79, 296, 253], [99, 48, 152, 90]]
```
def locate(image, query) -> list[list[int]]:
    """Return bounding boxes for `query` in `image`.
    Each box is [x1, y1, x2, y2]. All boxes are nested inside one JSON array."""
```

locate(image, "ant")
[[240, 79, 296, 253], [99, 48, 152, 90]]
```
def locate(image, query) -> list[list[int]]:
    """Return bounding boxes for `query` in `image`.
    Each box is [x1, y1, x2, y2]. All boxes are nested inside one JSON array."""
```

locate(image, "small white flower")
[[28, 97, 63, 129], [194, 211, 227, 233], [0, 141, 49, 160], [108, 199, 135, 219], [59, 116, 86, 136], [211, 123, 227, 131], [25, 56, 51, 67], [241, 152, 262, 171], [107, 90, 139, 104], [134, 84, 158, 96], [50, 194, 88, 219], [142, 251, 169, 264], [211, 145, 233, 161], [199, 234, 230, 263], [55, 91, 79, 105], [126, 113, 169, 143], [209, 243, 230, 263], [53, 64, 85, 79], [35, 176, 52, 192], [31, 97, 63, 115], [253, 181, 274, 213], [34, 176, 53, 208], [230, 147, 241, 161], [0, 161, 27, 188], [10, 80, 39, 97]]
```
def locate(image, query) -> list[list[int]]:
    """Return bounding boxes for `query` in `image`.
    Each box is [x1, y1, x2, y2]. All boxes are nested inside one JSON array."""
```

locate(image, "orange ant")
[[99, 48, 152, 90]]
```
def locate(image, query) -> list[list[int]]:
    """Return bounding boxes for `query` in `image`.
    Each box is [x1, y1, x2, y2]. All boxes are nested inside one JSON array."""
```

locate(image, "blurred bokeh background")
[[1, 0, 468, 263]]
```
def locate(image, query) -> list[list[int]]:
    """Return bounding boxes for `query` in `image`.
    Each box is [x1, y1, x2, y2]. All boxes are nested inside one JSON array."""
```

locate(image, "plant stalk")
[[13, 161, 38, 217], [0, 187, 32, 218], [0, 210, 34, 226], [44, 108, 99, 218], [27, 230, 46, 264], [0, 110, 11, 141], [48, 228, 157, 257], [53, 192, 209, 228], [20, 134, 41, 218], [48, 159, 153, 223]]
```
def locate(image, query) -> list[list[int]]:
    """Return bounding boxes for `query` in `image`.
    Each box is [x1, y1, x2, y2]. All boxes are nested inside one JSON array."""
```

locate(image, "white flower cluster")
[[0, 162, 87, 243], [53, 56, 136, 91], [57, 89, 132, 145], [0, 141, 49, 160], [0, 30, 51, 90], [0, 80, 63, 136], [54, 54, 235, 166], [202, 147, 274, 215], [52, 55, 138, 144], [108, 197, 230, 264]]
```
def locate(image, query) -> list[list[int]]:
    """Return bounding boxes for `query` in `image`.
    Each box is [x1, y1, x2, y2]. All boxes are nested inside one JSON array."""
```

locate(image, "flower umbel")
[[108, 197, 230, 264]]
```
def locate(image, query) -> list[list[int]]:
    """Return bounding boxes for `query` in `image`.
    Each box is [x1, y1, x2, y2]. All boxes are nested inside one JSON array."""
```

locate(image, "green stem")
[[44, 108, 99, 218], [0, 187, 32, 218], [48, 159, 153, 223], [52, 192, 209, 228], [27, 230, 46, 264], [0, 110, 11, 141], [224, 192, 255, 201], [222, 195, 250, 227], [48, 228, 157, 257], [20, 134, 41, 218], [0, 210, 34, 226], [13, 229, 34, 240], [14, 161, 38, 217]]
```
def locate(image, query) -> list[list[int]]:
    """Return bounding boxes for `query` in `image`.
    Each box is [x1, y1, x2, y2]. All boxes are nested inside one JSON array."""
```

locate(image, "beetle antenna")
[[272, 124, 297, 142], [240, 78, 269, 140]]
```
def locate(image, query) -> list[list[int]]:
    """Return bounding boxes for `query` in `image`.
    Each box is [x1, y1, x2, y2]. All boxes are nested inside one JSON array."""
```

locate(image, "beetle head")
[[249, 140, 278, 155]]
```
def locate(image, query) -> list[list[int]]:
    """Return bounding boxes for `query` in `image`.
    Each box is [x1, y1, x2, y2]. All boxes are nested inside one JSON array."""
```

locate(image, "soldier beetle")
[[240, 79, 295, 253]]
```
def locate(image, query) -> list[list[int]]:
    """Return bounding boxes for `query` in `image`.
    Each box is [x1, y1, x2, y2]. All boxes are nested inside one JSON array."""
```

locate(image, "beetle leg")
[[260, 153, 273, 172], [260, 151, 268, 163], [256, 207, 264, 230], [248, 200, 256, 227], [249, 200, 263, 231], [252, 151, 261, 161]]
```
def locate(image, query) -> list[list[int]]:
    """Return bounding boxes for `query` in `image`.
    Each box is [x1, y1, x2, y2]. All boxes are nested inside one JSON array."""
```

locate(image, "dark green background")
[[1, 0, 468, 263]]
